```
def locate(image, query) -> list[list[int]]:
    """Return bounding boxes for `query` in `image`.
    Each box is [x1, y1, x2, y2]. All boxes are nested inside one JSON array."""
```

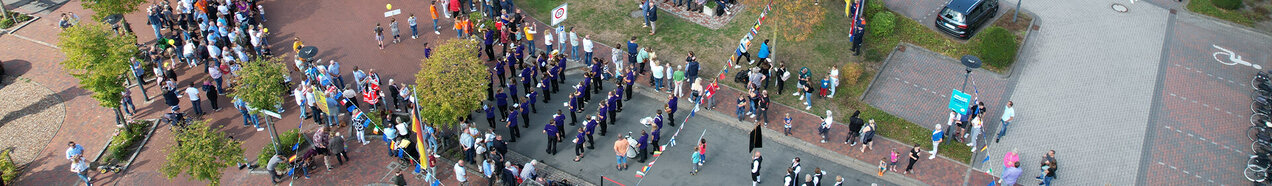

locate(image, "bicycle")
[[1248, 152, 1271, 182]]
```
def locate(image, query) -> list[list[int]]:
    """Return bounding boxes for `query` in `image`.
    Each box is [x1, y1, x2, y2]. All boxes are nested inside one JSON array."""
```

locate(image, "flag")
[[412, 109, 428, 169], [749, 122, 763, 152]]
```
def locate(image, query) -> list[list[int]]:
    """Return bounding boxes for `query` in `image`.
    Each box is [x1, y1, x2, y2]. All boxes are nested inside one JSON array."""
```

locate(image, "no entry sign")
[[551, 3, 568, 26]]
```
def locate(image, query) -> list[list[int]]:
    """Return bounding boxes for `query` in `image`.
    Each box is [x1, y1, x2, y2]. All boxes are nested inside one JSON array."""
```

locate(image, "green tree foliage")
[[254, 129, 307, 166], [978, 27, 1018, 69], [229, 57, 288, 114], [869, 11, 896, 39], [160, 120, 245, 185], [415, 39, 488, 129], [58, 22, 136, 109], [81, 0, 146, 20]]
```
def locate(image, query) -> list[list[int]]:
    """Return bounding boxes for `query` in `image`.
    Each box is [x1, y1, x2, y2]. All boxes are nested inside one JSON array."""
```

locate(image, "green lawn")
[[522, 0, 988, 163], [1187, 0, 1270, 27]]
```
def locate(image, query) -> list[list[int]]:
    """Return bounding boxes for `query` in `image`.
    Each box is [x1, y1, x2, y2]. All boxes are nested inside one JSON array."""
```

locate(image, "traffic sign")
[[948, 89, 971, 115], [551, 3, 568, 26]]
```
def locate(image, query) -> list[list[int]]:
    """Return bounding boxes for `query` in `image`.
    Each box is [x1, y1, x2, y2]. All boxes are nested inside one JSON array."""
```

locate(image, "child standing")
[[889, 148, 900, 172], [783, 113, 793, 136]]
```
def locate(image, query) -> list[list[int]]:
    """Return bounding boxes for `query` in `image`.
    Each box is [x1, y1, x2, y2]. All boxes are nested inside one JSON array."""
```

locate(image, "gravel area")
[[0, 77, 65, 164]]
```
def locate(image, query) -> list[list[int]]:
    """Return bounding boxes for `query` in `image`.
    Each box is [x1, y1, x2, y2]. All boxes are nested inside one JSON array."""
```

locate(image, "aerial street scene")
[[0, 0, 1269, 185]]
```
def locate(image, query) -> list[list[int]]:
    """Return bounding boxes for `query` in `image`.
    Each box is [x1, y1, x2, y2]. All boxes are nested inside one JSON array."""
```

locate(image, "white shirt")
[[544, 33, 553, 46], [185, 87, 200, 101], [823, 116, 833, 128], [583, 38, 594, 52], [569, 32, 579, 46], [454, 163, 467, 182], [651, 64, 664, 78], [1002, 106, 1015, 121]]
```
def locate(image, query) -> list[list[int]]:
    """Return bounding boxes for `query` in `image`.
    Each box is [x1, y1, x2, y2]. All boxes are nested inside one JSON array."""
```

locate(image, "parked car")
[[935, 0, 999, 39]]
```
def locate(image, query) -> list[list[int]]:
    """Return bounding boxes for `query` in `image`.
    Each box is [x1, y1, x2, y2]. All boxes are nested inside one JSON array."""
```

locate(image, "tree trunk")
[[0, 0, 12, 24]]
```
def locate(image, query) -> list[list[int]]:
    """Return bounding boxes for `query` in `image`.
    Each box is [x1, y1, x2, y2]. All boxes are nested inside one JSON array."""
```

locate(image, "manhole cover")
[[1112, 3, 1128, 13]]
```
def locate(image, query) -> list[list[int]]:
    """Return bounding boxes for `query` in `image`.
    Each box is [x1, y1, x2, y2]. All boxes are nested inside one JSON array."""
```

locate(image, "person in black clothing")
[[845, 110, 865, 145], [851, 19, 866, 56], [387, 81, 401, 111], [775, 62, 788, 95], [202, 80, 220, 111], [393, 170, 407, 186]]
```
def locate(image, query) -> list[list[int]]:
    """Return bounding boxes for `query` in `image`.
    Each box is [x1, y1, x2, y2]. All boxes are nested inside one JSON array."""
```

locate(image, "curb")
[[0, 15, 41, 35], [858, 43, 902, 102], [121, 119, 160, 171]]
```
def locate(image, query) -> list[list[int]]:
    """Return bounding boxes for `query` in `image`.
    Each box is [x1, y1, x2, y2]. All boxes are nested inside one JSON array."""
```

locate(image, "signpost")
[[949, 89, 971, 115], [551, 3, 569, 26]]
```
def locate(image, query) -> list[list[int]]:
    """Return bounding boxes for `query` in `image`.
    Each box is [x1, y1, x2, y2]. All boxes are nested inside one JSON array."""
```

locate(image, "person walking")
[[374, 23, 385, 49], [860, 119, 877, 152], [70, 155, 92, 186], [409, 13, 419, 39], [390, 18, 401, 43], [929, 124, 943, 159], [121, 90, 136, 117], [756, 39, 770, 65], [614, 136, 629, 170], [65, 141, 83, 162], [690, 146, 703, 175], [996, 101, 1015, 143], [904, 144, 922, 174], [751, 151, 763, 186]]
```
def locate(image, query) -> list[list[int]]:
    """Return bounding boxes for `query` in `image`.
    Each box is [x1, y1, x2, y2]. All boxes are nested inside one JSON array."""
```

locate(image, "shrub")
[[0, 150, 17, 185], [840, 62, 864, 85], [1212, 0, 1243, 10], [0, 12, 33, 29], [869, 11, 897, 38], [978, 27, 1018, 69], [254, 129, 308, 166], [106, 121, 151, 162]]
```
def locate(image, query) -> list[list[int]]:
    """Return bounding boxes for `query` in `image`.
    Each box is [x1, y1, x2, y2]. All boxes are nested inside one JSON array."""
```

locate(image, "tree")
[[743, 0, 826, 42], [159, 119, 245, 185], [415, 39, 488, 129], [57, 22, 136, 125], [81, 0, 146, 20], [228, 56, 289, 152]]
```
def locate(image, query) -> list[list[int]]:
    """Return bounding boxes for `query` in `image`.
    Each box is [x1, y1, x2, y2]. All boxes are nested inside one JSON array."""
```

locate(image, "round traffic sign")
[[554, 8, 566, 18]]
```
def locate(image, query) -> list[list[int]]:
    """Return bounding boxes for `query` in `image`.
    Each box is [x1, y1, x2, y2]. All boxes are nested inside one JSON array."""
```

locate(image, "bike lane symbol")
[[1214, 45, 1262, 70]]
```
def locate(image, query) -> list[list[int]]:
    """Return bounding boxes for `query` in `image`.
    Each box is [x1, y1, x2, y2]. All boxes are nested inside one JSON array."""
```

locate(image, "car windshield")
[[940, 8, 966, 24]]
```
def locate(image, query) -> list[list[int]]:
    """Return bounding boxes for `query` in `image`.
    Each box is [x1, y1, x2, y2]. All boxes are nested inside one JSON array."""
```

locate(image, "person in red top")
[[698, 138, 708, 163], [449, 0, 461, 18], [705, 79, 720, 109]]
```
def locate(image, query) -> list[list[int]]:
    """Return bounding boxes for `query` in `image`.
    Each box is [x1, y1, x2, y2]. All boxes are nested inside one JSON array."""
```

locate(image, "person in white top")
[[454, 160, 468, 184], [828, 65, 840, 98], [544, 29, 555, 53], [583, 35, 595, 65], [71, 155, 93, 186], [612, 44, 624, 74], [568, 28, 580, 61], [650, 60, 665, 91], [995, 101, 1015, 143], [185, 84, 204, 115], [295, 85, 308, 120], [183, 42, 196, 67], [966, 116, 983, 150]]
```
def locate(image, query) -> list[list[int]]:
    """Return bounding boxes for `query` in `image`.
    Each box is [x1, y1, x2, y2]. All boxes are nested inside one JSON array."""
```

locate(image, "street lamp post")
[[1013, 0, 1023, 22], [959, 55, 982, 92]]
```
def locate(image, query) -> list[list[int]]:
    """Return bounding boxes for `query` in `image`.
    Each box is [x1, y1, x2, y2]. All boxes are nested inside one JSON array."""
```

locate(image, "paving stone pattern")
[[0, 77, 65, 165], [863, 44, 1009, 133], [1140, 12, 1272, 186]]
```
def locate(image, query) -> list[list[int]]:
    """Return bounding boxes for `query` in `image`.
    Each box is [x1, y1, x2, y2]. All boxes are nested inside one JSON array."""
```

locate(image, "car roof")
[[945, 0, 983, 14]]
